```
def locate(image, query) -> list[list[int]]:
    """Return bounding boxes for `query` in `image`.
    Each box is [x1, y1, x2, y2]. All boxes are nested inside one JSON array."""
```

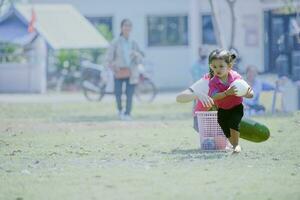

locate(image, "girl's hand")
[[195, 91, 214, 107], [243, 87, 254, 98], [225, 85, 237, 96]]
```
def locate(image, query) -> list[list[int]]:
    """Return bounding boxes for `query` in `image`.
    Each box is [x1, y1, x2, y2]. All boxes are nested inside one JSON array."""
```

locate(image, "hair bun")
[[231, 53, 237, 60], [229, 48, 238, 61]]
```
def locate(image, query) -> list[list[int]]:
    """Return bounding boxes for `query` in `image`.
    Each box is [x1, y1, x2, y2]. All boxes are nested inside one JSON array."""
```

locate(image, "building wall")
[[195, 0, 300, 74], [195, 0, 264, 73], [31, 0, 191, 89], [30, 0, 300, 89], [0, 36, 47, 93]]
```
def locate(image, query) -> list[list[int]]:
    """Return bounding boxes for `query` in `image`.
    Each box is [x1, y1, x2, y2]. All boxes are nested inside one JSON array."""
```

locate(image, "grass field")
[[0, 99, 299, 200]]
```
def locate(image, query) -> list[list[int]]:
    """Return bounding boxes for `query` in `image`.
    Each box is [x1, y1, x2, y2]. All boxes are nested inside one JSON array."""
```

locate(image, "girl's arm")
[[211, 86, 237, 100], [176, 88, 214, 107], [211, 91, 227, 101], [176, 89, 197, 103], [177, 77, 214, 107]]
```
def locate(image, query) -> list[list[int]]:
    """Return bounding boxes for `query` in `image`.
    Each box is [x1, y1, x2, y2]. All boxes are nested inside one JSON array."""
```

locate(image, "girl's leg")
[[229, 104, 244, 153], [229, 129, 239, 147], [229, 129, 241, 152], [217, 109, 231, 138]]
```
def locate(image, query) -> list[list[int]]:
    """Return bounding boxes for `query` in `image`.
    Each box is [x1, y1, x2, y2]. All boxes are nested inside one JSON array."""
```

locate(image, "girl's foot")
[[233, 145, 241, 153]]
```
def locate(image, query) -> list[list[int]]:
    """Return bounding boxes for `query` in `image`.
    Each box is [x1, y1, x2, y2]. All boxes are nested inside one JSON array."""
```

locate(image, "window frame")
[[146, 14, 189, 48], [201, 13, 217, 45]]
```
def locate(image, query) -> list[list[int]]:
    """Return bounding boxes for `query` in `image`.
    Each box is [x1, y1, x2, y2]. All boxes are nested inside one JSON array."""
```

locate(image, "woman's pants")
[[114, 78, 135, 115]]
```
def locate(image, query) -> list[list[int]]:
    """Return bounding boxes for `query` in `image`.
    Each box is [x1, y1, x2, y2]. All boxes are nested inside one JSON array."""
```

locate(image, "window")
[[202, 14, 217, 45], [86, 16, 113, 41], [147, 15, 188, 47]]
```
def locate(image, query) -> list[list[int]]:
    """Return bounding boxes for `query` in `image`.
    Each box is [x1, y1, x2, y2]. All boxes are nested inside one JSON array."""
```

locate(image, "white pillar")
[[189, 0, 201, 66], [30, 36, 47, 93]]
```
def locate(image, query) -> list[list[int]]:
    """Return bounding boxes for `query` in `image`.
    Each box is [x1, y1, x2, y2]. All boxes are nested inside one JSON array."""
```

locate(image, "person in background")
[[190, 47, 208, 83], [244, 65, 275, 116], [104, 19, 144, 121]]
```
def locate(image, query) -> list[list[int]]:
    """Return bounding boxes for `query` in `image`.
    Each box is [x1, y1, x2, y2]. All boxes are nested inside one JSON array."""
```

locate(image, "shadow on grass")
[[168, 148, 229, 160], [135, 112, 191, 121], [54, 115, 117, 123], [54, 112, 191, 123]]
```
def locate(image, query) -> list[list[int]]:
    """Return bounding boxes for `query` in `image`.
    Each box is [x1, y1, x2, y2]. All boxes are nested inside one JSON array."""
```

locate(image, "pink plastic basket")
[[196, 111, 228, 151]]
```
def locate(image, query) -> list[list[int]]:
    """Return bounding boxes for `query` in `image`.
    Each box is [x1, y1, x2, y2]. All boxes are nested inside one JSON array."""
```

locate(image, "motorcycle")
[[81, 60, 157, 103]]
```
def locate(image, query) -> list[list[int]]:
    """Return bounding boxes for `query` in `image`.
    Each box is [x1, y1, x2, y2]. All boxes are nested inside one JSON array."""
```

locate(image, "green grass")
[[0, 101, 299, 200]]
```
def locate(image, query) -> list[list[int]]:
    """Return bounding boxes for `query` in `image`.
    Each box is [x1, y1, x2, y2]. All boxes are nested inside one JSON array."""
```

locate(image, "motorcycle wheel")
[[82, 80, 106, 101], [135, 79, 157, 103]]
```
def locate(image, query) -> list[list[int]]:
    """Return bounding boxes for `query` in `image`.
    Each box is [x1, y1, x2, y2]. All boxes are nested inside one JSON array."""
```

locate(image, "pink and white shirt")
[[208, 70, 243, 109]]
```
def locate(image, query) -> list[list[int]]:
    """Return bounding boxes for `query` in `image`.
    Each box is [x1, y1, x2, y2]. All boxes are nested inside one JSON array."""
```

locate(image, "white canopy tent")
[[14, 3, 109, 49]]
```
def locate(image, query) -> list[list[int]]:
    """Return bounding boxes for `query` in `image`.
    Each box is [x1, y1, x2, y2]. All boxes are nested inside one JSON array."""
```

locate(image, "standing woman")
[[105, 19, 144, 120]]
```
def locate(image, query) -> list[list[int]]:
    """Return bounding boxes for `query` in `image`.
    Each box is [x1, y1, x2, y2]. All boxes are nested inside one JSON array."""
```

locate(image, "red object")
[[208, 70, 243, 109], [28, 8, 36, 33], [194, 100, 210, 112]]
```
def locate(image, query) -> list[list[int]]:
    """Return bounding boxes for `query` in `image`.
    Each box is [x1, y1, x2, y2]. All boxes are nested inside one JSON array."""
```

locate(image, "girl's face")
[[210, 59, 231, 78], [121, 21, 132, 38]]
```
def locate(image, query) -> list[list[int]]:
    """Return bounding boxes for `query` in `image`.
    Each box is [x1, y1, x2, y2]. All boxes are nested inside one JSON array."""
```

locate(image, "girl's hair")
[[208, 49, 237, 78], [120, 19, 132, 36]]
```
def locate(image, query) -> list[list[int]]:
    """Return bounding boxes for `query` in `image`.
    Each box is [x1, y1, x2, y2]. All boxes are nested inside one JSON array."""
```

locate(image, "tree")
[[226, 0, 237, 50], [208, 0, 237, 50], [208, 0, 224, 48]]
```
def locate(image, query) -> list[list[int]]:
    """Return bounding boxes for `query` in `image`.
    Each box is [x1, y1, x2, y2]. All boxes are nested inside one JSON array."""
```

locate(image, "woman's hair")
[[120, 19, 132, 36], [208, 49, 237, 78]]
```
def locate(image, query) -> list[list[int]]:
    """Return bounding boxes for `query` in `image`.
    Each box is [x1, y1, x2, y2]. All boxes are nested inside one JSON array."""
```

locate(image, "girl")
[[105, 19, 144, 120], [208, 49, 253, 153]]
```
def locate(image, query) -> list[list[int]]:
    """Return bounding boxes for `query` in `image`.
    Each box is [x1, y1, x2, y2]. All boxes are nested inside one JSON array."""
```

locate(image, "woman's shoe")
[[122, 114, 132, 121], [118, 111, 124, 120]]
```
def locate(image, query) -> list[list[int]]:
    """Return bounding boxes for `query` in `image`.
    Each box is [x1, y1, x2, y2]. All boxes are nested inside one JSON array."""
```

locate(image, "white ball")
[[230, 79, 250, 97]]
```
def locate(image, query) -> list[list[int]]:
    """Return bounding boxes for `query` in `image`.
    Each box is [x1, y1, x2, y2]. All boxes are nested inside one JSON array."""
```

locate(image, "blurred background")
[[0, 0, 300, 112]]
